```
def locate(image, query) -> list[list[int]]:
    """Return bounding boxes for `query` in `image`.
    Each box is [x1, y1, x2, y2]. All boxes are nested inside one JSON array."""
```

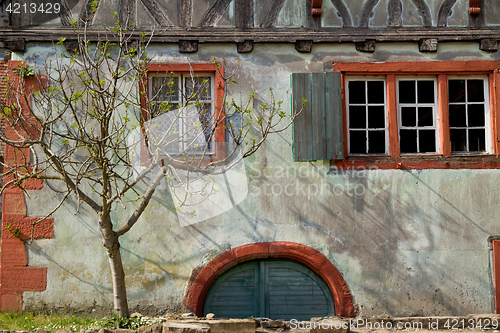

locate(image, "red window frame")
[[140, 63, 226, 164], [334, 61, 500, 169]]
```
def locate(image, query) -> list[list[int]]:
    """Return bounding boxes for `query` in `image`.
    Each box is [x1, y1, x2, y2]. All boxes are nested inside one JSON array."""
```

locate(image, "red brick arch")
[[184, 242, 356, 318]]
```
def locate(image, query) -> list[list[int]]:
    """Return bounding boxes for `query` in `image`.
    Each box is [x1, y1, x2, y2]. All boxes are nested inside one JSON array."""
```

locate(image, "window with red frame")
[[144, 64, 225, 159], [291, 61, 500, 169]]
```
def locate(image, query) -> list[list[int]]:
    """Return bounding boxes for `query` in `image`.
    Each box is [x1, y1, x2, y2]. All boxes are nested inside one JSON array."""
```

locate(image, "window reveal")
[[149, 74, 215, 155], [347, 79, 387, 155], [448, 78, 488, 153], [398, 79, 438, 154]]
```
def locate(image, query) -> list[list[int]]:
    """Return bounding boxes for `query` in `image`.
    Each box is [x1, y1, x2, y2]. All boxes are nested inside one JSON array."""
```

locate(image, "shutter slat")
[[292, 73, 312, 161], [311, 73, 326, 159], [325, 72, 344, 159]]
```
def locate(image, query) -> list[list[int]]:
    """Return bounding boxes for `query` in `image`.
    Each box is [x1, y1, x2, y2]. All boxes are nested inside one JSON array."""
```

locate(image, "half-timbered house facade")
[[2, 0, 500, 319]]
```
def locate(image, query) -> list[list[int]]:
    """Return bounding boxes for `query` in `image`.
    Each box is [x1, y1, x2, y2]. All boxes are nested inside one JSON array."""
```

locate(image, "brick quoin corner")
[[0, 61, 54, 312], [184, 241, 357, 318]]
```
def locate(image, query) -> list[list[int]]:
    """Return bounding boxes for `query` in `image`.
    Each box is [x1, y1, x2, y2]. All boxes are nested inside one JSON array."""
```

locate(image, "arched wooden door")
[[203, 259, 335, 320]]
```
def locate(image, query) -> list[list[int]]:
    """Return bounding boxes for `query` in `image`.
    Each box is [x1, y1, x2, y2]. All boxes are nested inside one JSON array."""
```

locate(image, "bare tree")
[[0, 19, 301, 317]]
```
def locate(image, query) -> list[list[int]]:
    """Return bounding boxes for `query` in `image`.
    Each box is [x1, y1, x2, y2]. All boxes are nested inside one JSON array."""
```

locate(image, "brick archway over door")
[[184, 242, 356, 318]]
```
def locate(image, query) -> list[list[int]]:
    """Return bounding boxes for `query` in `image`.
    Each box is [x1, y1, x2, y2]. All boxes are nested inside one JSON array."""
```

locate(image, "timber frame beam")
[[1, 27, 500, 44]]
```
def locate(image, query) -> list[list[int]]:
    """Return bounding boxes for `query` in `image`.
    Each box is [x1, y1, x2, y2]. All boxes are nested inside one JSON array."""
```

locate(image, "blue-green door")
[[203, 259, 335, 320]]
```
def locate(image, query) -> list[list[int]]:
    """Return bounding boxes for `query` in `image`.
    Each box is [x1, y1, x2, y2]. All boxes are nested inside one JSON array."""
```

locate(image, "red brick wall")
[[0, 61, 54, 312]]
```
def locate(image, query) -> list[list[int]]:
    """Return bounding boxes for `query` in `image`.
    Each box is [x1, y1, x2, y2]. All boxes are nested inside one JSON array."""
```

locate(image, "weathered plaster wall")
[[18, 41, 500, 317]]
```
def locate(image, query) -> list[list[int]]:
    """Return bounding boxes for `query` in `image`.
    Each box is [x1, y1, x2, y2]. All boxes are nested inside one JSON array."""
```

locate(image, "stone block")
[[295, 40, 313, 53], [237, 41, 253, 53], [163, 323, 209, 333], [114, 329, 136, 333], [179, 41, 198, 53], [356, 40, 375, 53], [480, 39, 498, 52], [419, 38, 438, 52], [182, 319, 254, 333]]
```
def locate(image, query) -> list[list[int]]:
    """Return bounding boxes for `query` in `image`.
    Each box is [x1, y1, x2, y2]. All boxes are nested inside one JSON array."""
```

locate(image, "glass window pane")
[[400, 129, 417, 153], [349, 81, 366, 104], [468, 104, 485, 127], [184, 103, 213, 152], [399, 81, 416, 103], [467, 80, 484, 102], [349, 106, 366, 129], [185, 77, 212, 101], [368, 106, 385, 129], [417, 81, 435, 103], [449, 79, 465, 103], [350, 131, 367, 154], [367, 81, 384, 104], [401, 107, 416, 127], [418, 107, 433, 127], [368, 131, 385, 154], [469, 129, 486, 152], [419, 130, 436, 153], [152, 76, 179, 102], [449, 104, 466, 127], [451, 129, 467, 152]]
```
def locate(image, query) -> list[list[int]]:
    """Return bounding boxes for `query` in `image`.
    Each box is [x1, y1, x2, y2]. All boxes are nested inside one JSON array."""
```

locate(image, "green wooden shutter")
[[291, 72, 344, 162]]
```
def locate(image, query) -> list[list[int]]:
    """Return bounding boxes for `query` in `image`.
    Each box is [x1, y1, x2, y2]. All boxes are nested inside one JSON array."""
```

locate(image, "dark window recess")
[[398, 79, 437, 154], [347, 80, 386, 154], [449, 78, 487, 153]]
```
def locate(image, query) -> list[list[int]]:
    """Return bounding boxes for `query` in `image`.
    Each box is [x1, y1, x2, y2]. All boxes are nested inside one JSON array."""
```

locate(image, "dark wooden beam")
[[3, 27, 500, 44], [179, 0, 192, 28], [235, 0, 254, 28], [5, 39, 25, 52]]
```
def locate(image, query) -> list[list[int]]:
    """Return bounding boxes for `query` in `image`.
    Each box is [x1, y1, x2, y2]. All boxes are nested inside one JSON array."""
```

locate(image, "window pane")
[[467, 80, 484, 102], [469, 129, 486, 152], [419, 130, 436, 153], [399, 81, 415, 103], [468, 104, 485, 127], [368, 106, 385, 129], [185, 77, 212, 101], [183, 103, 213, 152], [449, 104, 466, 127], [418, 107, 433, 127], [368, 131, 385, 154], [350, 131, 366, 154], [367, 81, 384, 104], [152, 77, 179, 102], [146, 107, 181, 154], [400, 129, 417, 153], [349, 81, 366, 104], [349, 106, 366, 129], [451, 129, 467, 152], [449, 79, 465, 103], [401, 107, 416, 127], [417, 81, 435, 103]]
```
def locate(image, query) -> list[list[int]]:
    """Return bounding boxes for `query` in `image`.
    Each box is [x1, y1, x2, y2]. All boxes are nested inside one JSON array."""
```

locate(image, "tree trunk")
[[106, 240, 130, 317], [100, 215, 130, 317]]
